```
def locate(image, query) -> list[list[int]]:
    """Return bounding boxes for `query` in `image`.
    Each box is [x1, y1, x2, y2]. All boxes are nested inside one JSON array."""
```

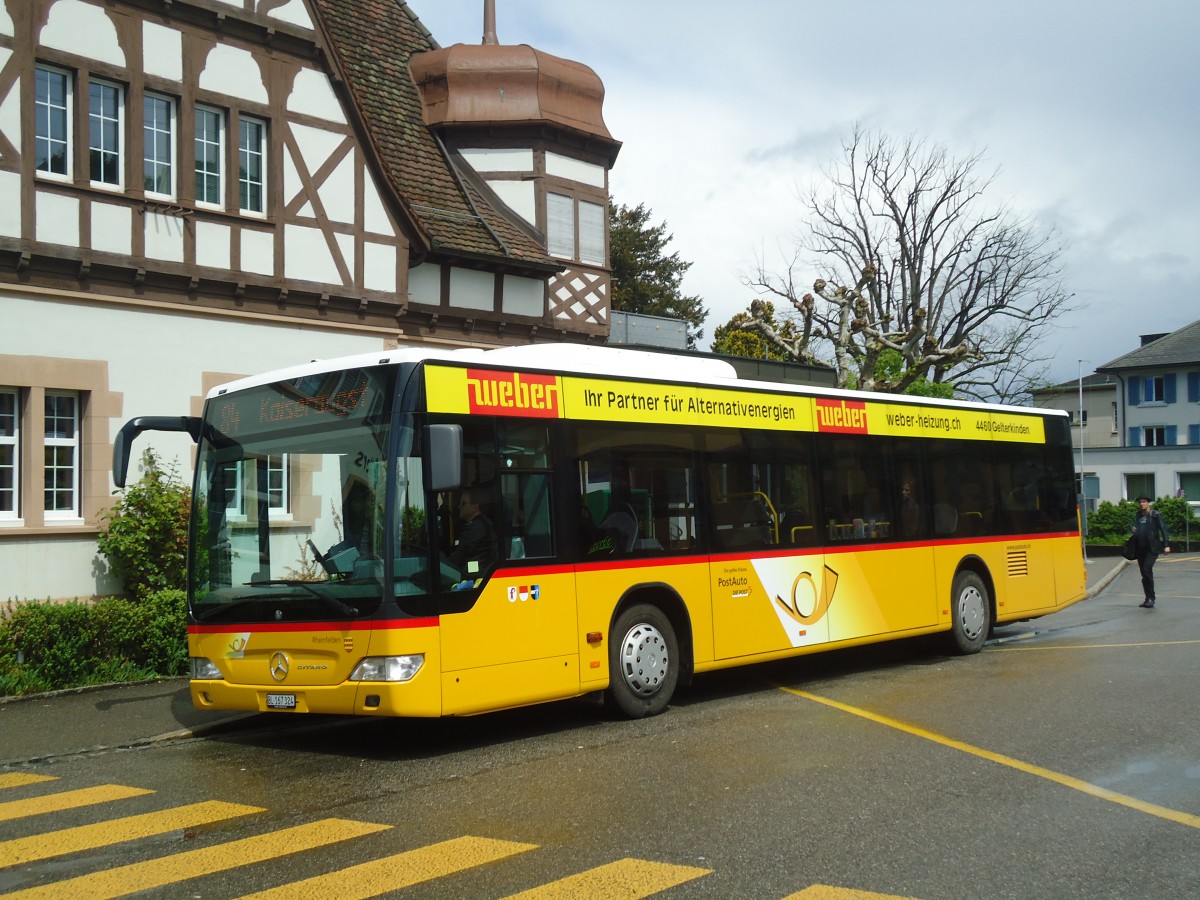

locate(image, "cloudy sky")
[[410, 1, 1200, 387]]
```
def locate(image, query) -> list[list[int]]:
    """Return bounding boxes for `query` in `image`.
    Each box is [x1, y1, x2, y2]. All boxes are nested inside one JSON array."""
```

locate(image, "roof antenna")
[[482, 0, 498, 45]]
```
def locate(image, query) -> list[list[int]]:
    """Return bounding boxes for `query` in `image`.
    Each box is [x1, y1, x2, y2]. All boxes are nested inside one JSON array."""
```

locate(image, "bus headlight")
[[350, 655, 424, 683], [189, 657, 222, 680]]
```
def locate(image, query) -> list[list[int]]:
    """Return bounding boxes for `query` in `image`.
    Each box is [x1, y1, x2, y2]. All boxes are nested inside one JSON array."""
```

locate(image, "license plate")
[[266, 693, 296, 710]]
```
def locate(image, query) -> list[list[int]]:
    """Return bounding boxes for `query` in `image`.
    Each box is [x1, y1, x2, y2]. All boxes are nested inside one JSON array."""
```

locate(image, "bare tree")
[[747, 126, 1073, 399]]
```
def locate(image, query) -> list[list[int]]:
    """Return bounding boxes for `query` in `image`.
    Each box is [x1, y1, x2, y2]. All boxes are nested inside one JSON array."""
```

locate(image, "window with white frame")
[[222, 460, 245, 519], [267, 454, 289, 517], [194, 106, 224, 207], [1125, 473, 1155, 501], [1144, 426, 1167, 447], [89, 79, 123, 187], [43, 392, 80, 519], [0, 389, 18, 519], [1111, 401, 1118, 433], [35, 65, 71, 178], [1146, 375, 1165, 403], [239, 116, 267, 214], [223, 455, 289, 519], [143, 93, 175, 197]]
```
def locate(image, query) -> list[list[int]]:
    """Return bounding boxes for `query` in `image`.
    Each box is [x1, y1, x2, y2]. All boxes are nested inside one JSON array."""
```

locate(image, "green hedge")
[[0, 590, 187, 697], [1086, 496, 1196, 544]]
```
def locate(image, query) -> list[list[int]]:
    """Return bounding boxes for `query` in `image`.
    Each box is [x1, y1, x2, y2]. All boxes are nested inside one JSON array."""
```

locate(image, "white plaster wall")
[[460, 148, 533, 172], [449, 267, 494, 312], [291, 124, 344, 181], [502, 274, 544, 316], [1, 293, 392, 600], [0, 1, 13, 36], [363, 242, 396, 294], [143, 21, 183, 82], [0, 537, 120, 601], [195, 220, 232, 270], [198, 45, 267, 104], [287, 69, 344, 123], [487, 179, 536, 226], [408, 263, 440, 305], [41, 0, 124, 67], [0, 169, 19, 237], [35, 192, 78, 245], [318, 153, 356, 224], [362, 180, 393, 236], [546, 151, 605, 187], [284, 223, 340, 284], [144, 211, 185, 263], [91, 203, 132, 256], [0, 49, 19, 153], [241, 229, 274, 276]]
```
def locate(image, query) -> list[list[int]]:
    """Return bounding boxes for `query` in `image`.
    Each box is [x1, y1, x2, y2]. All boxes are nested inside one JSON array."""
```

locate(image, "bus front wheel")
[[607, 604, 678, 719], [948, 570, 991, 655]]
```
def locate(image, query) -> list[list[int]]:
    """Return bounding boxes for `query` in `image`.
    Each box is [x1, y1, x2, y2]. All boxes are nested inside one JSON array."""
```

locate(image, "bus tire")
[[607, 604, 678, 719], [948, 570, 991, 655]]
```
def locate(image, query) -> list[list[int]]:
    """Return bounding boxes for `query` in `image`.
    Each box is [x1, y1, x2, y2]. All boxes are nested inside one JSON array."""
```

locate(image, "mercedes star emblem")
[[269, 651, 289, 682]]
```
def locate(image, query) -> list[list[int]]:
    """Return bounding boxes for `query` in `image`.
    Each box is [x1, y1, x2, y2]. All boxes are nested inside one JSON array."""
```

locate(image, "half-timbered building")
[[0, 0, 620, 600]]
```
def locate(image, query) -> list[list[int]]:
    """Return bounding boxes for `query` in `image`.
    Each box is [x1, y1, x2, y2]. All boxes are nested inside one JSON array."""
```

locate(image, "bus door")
[[433, 419, 580, 715], [706, 446, 833, 659]]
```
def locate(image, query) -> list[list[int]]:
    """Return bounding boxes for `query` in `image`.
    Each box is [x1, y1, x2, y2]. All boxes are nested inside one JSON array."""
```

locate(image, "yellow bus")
[[114, 344, 1086, 719]]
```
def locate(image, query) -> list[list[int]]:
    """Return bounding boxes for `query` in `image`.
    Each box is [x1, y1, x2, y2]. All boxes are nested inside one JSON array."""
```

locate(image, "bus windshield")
[[190, 365, 405, 624]]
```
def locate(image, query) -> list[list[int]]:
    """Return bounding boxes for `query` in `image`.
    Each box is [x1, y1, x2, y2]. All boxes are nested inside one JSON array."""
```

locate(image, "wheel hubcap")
[[619, 622, 669, 697], [958, 585, 986, 640]]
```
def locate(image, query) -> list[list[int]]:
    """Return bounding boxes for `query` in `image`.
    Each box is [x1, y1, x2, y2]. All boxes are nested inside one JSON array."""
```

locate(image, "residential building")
[[0, 0, 620, 600], [1033, 320, 1200, 521], [1028, 373, 1118, 515]]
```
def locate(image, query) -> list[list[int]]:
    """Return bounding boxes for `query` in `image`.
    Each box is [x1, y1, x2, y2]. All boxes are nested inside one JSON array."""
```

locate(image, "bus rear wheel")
[[948, 570, 991, 655], [607, 604, 678, 719]]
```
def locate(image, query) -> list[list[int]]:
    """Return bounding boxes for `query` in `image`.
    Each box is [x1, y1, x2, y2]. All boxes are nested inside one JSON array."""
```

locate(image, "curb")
[[1086, 559, 1129, 599]]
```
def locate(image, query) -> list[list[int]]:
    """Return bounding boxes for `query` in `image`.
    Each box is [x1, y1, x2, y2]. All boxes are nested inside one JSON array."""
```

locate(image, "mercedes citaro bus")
[[114, 344, 1085, 719]]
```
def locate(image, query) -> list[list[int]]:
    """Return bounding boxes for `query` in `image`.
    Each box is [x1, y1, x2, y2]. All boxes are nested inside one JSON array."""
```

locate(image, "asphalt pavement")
[[0, 554, 1150, 767]]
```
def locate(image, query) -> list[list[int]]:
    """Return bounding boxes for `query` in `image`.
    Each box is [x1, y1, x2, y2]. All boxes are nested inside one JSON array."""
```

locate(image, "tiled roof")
[[310, 0, 555, 270], [1030, 373, 1116, 394], [1097, 318, 1200, 371]]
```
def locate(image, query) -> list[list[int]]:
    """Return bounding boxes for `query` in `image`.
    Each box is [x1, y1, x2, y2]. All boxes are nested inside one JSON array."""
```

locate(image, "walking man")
[[1132, 494, 1171, 608]]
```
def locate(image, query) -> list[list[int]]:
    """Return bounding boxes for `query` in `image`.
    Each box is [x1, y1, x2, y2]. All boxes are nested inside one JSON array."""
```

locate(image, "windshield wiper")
[[194, 581, 360, 622], [245, 579, 361, 618]]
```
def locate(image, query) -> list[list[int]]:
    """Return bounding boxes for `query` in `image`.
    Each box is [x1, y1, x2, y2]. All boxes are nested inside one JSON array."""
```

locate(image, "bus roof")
[[204, 343, 1065, 419]]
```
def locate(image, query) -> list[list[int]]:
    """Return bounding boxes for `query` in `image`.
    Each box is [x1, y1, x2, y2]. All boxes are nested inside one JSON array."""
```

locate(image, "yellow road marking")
[[503, 858, 711, 899], [0, 775, 56, 791], [0, 784, 152, 823], [5, 818, 389, 900], [778, 686, 1200, 830], [785, 887, 919, 899], [239, 835, 537, 899], [0, 800, 264, 868]]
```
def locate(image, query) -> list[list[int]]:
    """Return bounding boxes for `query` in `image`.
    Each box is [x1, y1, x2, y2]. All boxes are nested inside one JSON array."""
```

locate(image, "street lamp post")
[[1078, 360, 1088, 562]]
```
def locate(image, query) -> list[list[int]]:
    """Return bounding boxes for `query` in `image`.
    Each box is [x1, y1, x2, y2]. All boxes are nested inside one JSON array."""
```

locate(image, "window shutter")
[[1164, 373, 1177, 404], [546, 193, 574, 259], [1165, 425, 1177, 445], [1188, 372, 1200, 402], [1190, 424, 1200, 445], [578, 201, 605, 265], [1128, 426, 1141, 446], [1128, 376, 1140, 405]]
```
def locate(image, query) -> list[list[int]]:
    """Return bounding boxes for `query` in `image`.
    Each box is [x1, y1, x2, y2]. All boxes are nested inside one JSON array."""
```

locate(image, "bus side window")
[[498, 423, 555, 561]]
